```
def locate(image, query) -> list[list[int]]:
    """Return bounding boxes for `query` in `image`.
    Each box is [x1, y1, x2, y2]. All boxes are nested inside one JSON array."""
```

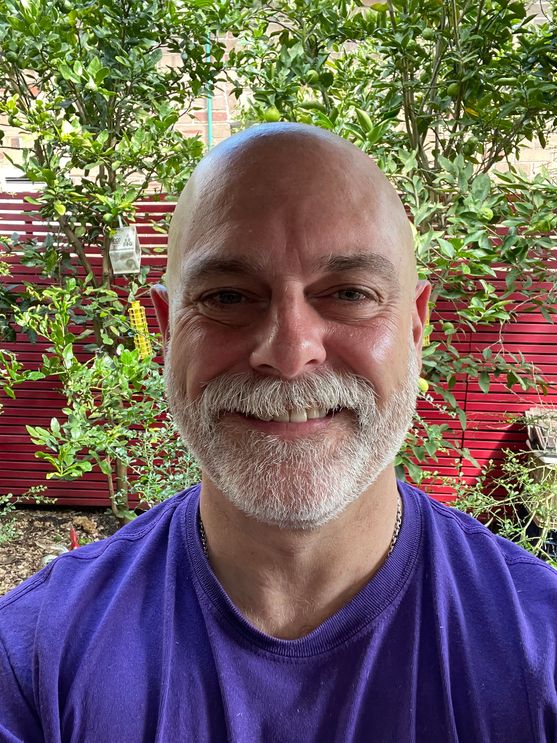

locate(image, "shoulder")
[[399, 482, 557, 738], [403, 481, 557, 694], [403, 485, 557, 637], [402, 480, 557, 589], [400, 481, 557, 640], [0, 485, 201, 734]]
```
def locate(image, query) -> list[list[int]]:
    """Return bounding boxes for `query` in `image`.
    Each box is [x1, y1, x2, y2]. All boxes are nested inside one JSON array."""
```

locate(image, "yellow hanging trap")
[[423, 301, 431, 347], [128, 300, 152, 360]]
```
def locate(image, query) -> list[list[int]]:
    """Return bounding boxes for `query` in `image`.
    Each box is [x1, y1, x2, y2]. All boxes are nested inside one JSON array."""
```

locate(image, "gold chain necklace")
[[198, 494, 403, 559]]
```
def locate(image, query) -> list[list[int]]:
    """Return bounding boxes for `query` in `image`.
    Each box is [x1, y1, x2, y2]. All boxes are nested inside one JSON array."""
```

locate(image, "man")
[[0, 123, 556, 741]]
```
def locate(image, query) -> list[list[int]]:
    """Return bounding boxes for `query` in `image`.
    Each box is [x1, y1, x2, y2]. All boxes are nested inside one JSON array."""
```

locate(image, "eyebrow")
[[181, 256, 265, 287], [317, 253, 399, 284], [181, 251, 399, 287]]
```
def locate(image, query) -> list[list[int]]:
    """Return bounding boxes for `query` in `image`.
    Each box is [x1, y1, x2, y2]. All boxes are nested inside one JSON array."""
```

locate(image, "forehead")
[[169, 139, 414, 292], [176, 202, 410, 292]]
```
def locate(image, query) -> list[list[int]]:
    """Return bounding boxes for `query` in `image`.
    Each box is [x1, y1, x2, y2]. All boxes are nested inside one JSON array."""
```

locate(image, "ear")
[[412, 279, 432, 354], [150, 284, 170, 344]]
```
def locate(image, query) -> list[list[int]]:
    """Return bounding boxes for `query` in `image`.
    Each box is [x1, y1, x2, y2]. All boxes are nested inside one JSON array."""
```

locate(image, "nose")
[[249, 291, 327, 379]]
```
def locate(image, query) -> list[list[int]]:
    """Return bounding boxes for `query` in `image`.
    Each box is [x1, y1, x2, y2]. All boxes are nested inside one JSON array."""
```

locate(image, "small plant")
[[127, 415, 201, 507], [1, 275, 199, 523], [452, 449, 557, 567], [0, 486, 52, 545]]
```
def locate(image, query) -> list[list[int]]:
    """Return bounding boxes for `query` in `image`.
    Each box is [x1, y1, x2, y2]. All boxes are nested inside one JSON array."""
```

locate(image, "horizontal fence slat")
[[2, 193, 557, 506]]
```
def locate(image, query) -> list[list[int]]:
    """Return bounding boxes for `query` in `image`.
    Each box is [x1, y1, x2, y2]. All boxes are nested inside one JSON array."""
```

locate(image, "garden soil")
[[0, 508, 119, 596]]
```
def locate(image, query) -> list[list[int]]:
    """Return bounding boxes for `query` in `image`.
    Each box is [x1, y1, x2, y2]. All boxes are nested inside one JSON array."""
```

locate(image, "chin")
[[202, 445, 390, 531]]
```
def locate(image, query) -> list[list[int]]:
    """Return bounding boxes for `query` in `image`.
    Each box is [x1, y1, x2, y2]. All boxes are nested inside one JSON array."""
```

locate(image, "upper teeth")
[[259, 407, 328, 423]]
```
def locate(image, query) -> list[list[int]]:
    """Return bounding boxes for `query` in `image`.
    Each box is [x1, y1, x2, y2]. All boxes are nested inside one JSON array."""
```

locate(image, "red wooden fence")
[[1, 193, 556, 506]]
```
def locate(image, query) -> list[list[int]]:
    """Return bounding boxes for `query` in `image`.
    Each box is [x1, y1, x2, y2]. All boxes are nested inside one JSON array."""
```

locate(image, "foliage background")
[[0, 0, 556, 533]]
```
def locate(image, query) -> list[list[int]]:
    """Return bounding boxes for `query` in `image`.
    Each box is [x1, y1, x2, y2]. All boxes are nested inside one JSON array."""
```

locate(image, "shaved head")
[[154, 122, 430, 529], [166, 123, 415, 308]]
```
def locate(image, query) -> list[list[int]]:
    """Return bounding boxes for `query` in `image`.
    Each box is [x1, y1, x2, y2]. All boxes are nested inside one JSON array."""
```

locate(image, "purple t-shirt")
[[1, 482, 556, 741]]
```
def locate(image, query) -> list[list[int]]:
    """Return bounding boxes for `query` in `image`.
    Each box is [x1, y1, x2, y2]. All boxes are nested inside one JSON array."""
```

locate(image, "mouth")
[[231, 406, 343, 424]]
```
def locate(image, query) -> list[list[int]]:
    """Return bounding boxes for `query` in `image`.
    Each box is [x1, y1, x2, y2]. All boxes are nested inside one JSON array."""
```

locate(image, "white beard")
[[165, 346, 419, 530]]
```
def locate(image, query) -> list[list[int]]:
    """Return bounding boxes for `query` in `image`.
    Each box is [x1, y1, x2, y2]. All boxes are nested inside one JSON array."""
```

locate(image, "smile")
[[254, 406, 327, 423], [232, 406, 343, 424]]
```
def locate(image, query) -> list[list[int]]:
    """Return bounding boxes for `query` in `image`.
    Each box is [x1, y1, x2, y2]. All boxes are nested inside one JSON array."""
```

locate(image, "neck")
[[199, 468, 401, 639]]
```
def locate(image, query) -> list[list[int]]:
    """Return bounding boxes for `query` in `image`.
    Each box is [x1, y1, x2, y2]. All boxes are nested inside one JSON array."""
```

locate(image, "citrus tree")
[[229, 0, 557, 479], [0, 0, 244, 518], [2, 0, 556, 511], [0, 0, 245, 305]]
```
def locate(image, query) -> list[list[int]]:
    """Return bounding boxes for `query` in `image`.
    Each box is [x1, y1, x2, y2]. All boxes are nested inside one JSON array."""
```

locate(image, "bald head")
[[166, 123, 415, 302]]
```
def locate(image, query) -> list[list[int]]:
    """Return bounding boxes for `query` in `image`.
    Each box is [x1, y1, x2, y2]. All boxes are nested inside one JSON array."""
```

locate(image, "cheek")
[[168, 318, 252, 399], [329, 319, 411, 391]]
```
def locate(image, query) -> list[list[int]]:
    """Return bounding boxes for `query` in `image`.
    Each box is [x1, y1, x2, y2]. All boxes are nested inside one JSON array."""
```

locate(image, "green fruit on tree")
[[447, 82, 460, 98], [422, 27, 436, 41], [263, 106, 281, 123], [299, 99, 327, 113], [479, 207, 494, 221], [306, 69, 319, 85], [463, 138, 479, 156], [418, 377, 429, 393]]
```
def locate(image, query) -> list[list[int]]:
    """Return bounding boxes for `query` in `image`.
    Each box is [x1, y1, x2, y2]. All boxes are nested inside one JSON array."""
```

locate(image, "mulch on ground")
[[0, 508, 119, 597]]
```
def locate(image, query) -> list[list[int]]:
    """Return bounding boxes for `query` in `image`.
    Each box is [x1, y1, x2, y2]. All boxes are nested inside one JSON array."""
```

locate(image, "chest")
[[47, 608, 535, 743]]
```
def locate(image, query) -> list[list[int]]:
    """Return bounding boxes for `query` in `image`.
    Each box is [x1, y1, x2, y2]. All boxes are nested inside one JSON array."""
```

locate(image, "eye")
[[196, 289, 263, 325], [200, 290, 247, 307], [333, 288, 377, 302]]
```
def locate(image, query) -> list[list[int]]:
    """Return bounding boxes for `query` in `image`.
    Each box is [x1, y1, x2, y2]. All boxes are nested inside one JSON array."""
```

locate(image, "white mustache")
[[188, 370, 378, 427]]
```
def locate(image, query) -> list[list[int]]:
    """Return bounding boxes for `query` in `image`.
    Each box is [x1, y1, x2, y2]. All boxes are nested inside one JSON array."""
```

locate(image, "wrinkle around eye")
[[193, 291, 268, 325]]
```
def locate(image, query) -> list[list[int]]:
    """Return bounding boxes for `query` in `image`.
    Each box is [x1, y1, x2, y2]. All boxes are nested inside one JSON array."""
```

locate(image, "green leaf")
[[355, 108, 374, 134], [53, 202, 66, 216], [62, 345, 74, 368], [58, 63, 80, 83], [456, 408, 467, 431], [540, 306, 554, 324], [478, 372, 491, 394], [99, 459, 113, 475]]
